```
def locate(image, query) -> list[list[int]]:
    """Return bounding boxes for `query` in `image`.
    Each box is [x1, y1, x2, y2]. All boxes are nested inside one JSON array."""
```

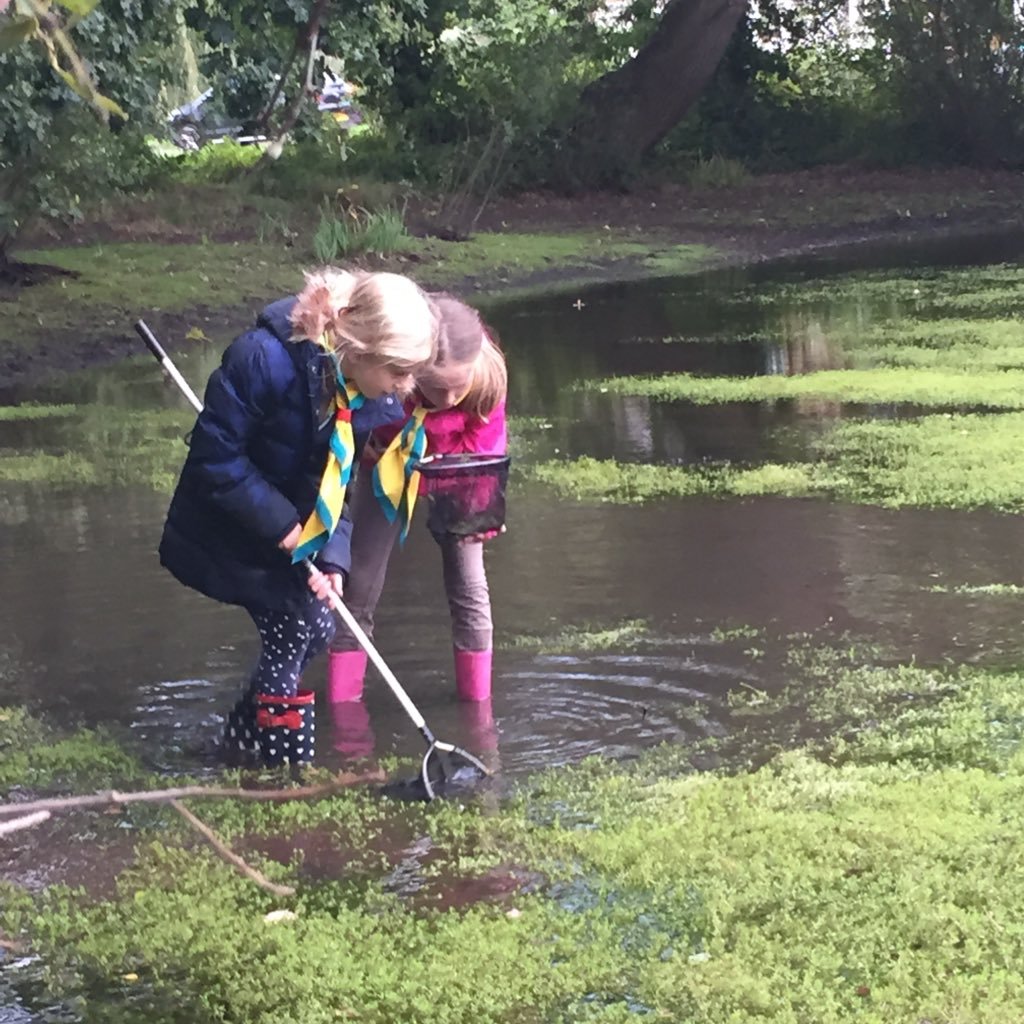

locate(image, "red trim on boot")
[[255, 690, 314, 729], [256, 690, 315, 707]]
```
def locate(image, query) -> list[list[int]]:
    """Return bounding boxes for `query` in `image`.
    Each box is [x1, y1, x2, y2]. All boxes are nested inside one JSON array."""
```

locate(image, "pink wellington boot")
[[454, 647, 492, 702], [328, 649, 368, 703]]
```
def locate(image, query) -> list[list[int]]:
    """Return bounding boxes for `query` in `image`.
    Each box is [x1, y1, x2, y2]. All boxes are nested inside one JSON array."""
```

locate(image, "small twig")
[[0, 770, 385, 819], [170, 799, 295, 898], [0, 810, 51, 836]]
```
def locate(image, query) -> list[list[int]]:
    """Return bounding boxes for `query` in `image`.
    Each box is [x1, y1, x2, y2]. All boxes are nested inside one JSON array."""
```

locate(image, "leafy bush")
[[0, 0, 178, 259]]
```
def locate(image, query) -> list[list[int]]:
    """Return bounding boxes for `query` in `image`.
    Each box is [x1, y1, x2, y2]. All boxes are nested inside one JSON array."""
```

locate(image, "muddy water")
[[3, 230, 1024, 781]]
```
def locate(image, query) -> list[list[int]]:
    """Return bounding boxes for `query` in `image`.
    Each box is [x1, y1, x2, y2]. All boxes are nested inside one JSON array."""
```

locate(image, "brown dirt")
[[464, 165, 1024, 262]]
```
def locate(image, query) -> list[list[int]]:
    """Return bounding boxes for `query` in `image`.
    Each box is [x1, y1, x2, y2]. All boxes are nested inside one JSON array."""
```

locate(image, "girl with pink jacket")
[[328, 294, 508, 705]]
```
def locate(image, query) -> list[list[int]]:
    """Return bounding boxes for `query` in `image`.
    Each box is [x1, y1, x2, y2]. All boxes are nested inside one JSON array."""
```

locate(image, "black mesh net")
[[417, 454, 511, 537]]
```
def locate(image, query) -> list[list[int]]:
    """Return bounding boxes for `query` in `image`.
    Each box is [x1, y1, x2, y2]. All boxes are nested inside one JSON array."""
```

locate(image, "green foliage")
[[311, 200, 409, 261], [12, 655, 1024, 1021], [1, 0, 128, 121], [592, 367, 1024, 408], [861, 0, 1024, 164], [0, 706, 141, 789], [687, 154, 750, 189], [504, 619, 650, 654], [164, 139, 262, 183], [371, 0, 607, 195], [180, 0, 415, 144], [0, 0, 178, 254]]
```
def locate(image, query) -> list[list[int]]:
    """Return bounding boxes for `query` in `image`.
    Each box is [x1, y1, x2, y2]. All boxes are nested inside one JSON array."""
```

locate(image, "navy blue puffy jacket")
[[159, 297, 403, 613]]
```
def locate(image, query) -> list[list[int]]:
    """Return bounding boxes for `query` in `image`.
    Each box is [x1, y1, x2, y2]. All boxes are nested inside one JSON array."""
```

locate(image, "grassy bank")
[[4, 644, 1024, 1022]]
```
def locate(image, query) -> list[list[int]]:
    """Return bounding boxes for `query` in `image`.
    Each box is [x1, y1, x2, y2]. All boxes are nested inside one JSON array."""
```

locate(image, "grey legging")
[[333, 469, 493, 653]]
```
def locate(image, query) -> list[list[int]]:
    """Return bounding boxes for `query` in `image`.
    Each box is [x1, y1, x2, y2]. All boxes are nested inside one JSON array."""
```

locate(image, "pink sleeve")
[[452, 400, 507, 455]]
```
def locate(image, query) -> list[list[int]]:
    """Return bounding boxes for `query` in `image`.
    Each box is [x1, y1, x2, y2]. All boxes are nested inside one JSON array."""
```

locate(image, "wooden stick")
[[0, 769, 384, 818], [169, 799, 295, 898], [0, 810, 51, 836]]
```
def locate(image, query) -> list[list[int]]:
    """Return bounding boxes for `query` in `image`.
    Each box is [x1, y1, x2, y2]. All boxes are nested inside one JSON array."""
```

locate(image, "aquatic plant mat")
[[525, 261, 1024, 513], [5, 639, 1024, 1022]]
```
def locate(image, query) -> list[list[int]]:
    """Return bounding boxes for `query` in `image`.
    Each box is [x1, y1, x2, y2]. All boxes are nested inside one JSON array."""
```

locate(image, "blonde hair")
[[429, 293, 507, 419], [290, 269, 437, 372], [460, 334, 507, 418]]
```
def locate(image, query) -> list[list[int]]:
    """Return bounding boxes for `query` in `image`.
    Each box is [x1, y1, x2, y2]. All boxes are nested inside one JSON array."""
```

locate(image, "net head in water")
[[381, 761, 492, 802]]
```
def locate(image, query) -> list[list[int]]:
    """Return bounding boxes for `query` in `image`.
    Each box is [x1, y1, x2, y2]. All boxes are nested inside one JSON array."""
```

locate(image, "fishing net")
[[417, 454, 511, 537]]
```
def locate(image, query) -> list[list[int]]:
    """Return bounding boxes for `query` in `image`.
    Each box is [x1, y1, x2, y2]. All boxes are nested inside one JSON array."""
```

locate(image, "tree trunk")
[[564, 0, 747, 185], [255, 0, 329, 165]]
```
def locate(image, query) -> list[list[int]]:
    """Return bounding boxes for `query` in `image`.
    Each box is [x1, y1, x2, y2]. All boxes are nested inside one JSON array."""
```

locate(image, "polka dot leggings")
[[246, 598, 336, 698]]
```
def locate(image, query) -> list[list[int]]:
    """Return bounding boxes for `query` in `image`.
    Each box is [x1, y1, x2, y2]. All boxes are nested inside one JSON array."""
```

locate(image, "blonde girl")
[[159, 270, 437, 766]]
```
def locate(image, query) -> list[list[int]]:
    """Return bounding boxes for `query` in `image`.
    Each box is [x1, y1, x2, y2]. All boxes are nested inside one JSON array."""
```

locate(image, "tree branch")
[[0, 770, 384, 819], [255, 0, 330, 164], [169, 799, 295, 898], [0, 810, 51, 836]]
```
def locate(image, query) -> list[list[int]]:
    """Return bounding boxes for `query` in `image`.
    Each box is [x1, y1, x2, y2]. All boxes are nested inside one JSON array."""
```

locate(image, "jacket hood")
[[256, 296, 299, 344]]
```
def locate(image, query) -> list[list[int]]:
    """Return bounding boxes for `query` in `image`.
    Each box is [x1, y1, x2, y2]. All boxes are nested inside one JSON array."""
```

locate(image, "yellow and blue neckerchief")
[[292, 351, 365, 563], [371, 403, 429, 541]]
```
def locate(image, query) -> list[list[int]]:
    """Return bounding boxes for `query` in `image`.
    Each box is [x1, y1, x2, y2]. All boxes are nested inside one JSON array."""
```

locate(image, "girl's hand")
[[278, 523, 302, 552], [308, 569, 344, 602], [362, 435, 386, 465], [458, 525, 506, 545]]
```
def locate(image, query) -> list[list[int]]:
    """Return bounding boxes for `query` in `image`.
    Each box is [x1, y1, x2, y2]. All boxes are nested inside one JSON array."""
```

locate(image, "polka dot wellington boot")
[[255, 690, 316, 766]]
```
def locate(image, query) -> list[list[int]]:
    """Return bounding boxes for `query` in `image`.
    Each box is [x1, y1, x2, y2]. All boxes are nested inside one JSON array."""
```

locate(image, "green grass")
[[527, 457, 819, 504], [9, 651, 1024, 1022], [748, 264, 1024, 315], [528, 407, 1024, 511], [503, 619, 650, 654], [848, 318, 1024, 370], [591, 367, 1024, 408], [0, 404, 77, 421], [3, 232, 718, 371], [0, 707, 141, 789], [411, 232, 715, 288], [13, 242, 308, 339]]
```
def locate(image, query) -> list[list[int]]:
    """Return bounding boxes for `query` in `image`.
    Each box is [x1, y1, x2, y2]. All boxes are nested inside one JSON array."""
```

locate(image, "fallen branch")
[[0, 810, 51, 836], [170, 799, 295, 898], [0, 769, 385, 819]]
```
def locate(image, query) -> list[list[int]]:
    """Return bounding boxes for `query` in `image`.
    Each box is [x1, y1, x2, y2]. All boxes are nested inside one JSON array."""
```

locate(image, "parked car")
[[167, 77, 362, 151], [166, 88, 267, 150]]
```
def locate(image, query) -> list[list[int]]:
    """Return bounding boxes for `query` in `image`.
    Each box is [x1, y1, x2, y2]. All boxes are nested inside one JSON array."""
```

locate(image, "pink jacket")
[[369, 398, 508, 466], [366, 399, 508, 536]]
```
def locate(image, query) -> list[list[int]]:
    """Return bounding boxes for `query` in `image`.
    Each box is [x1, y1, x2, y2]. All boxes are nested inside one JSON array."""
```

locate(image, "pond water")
[[3, 228, 1024, 782]]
